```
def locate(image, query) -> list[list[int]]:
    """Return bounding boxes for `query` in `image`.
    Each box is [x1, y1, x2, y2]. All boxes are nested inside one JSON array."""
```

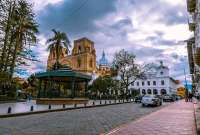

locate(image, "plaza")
[[0, 0, 199, 135]]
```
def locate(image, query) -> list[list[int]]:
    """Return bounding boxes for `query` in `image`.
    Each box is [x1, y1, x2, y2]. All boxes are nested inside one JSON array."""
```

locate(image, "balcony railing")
[[195, 48, 200, 66], [187, 0, 196, 13], [189, 22, 196, 31], [188, 14, 196, 31]]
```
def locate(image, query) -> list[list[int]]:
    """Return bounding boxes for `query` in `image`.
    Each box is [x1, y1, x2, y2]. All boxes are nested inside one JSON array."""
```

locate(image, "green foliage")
[[0, 72, 16, 98], [0, 0, 39, 78], [46, 29, 71, 70], [89, 76, 120, 99]]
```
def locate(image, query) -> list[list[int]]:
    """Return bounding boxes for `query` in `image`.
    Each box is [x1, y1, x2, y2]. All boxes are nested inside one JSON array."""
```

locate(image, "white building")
[[129, 62, 179, 96]]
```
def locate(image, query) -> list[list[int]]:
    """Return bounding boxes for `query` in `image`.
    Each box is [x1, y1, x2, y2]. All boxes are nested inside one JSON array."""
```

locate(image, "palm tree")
[[46, 29, 70, 69]]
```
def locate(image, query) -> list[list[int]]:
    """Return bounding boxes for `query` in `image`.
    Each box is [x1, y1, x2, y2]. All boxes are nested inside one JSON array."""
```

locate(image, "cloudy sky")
[[20, 0, 192, 84]]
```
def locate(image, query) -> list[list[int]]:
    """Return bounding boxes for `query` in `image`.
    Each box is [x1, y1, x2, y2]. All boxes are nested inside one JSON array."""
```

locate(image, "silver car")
[[141, 95, 162, 107]]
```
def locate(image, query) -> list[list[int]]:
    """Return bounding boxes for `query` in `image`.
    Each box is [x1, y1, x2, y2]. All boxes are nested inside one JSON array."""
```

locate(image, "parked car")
[[134, 95, 143, 103], [162, 94, 174, 102], [141, 95, 162, 107]]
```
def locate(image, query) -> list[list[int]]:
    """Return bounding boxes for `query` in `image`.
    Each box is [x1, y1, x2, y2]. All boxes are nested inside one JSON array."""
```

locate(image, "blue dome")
[[99, 51, 109, 66]]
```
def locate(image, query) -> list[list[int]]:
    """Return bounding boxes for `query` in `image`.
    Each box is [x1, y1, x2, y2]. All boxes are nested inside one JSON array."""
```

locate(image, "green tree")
[[89, 76, 117, 99], [0, 0, 38, 78], [9, 0, 39, 78], [46, 29, 70, 69], [112, 49, 151, 98], [0, 0, 16, 71]]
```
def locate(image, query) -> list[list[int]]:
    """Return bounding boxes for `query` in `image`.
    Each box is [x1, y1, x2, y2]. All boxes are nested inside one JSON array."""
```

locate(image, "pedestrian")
[[185, 89, 189, 102], [188, 93, 193, 102]]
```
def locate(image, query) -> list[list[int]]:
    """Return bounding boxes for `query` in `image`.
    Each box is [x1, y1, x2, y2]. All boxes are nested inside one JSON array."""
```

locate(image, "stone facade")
[[47, 37, 111, 77]]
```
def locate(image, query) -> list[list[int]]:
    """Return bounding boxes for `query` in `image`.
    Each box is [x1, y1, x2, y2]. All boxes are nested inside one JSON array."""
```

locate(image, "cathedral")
[[47, 37, 111, 77]]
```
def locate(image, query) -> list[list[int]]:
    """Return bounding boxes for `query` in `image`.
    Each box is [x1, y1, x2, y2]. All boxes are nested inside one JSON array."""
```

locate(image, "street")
[[0, 102, 169, 135]]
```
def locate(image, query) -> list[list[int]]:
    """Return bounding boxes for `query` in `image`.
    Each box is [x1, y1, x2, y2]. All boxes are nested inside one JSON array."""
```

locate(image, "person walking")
[[185, 89, 188, 102], [188, 92, 193, 102]]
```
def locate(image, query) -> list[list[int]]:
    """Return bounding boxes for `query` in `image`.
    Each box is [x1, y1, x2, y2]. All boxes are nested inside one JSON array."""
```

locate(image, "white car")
[[141, 95, 162, 107]]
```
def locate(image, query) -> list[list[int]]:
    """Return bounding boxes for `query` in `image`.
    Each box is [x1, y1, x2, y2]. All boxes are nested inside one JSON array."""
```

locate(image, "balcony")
[[187, 0, 196, 13], [187, 41, 195, 74], [188, 14, 196, 31], [189, 22, 196, 31], [195, 48, 200, 66]]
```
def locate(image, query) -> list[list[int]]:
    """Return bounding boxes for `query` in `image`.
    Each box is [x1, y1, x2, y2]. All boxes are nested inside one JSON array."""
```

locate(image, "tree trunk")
[[3, 34, 14, 72], [56, 44, 59, 69], [0, 2, 13, 71], [10, 31, 21, 79], [55, 42, 60, 69]]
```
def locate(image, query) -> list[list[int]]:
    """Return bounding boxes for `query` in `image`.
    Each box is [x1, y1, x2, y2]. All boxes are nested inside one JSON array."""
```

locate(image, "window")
[[161, 89, 167, 95], [78, 46, 81, 53], [160, 71, 163, 75], [153, 89, 158, 95], [53, 52, 55, 58], [142, 89, 146, 94], [161, 80, 165, 85], [137, 82, 139, 86], [147, 81, 150, 86], [77, 58, 81, 68], [147, 89, 151, 94], [153, 81, 156, 86], [142, 81, 144, 86], [131, 82, 134, 86], [89, 59, 93, 67]]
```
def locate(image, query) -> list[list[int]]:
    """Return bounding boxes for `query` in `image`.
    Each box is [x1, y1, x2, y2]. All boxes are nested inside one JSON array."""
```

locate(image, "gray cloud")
[[37, 0, 117, 36], [26, 0, 190, 83], [129, 0, 187, 25], [111, 17, 133, 30]]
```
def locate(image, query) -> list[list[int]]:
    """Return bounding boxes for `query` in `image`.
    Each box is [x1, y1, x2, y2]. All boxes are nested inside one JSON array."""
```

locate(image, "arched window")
[[147, 89, 151, 94], [137, 82, 139, 86], [131, 82, 134, 86], [53, 51, 55, 58], [89, 59, 93, 67], [77, 57, 81, 68], [142, 89, 146, 95], [153, 89, 158, 95], [161, 89, 167, 95], [161, 80, 165, 85], [78, 46, 81, 53]]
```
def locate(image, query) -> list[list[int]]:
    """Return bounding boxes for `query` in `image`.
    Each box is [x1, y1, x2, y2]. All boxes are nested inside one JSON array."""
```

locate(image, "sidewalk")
[[105, 100, 197, 135]]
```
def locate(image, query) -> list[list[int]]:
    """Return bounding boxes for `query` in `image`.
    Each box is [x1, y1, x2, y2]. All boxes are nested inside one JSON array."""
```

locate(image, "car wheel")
[[142, 104, 145, 107]]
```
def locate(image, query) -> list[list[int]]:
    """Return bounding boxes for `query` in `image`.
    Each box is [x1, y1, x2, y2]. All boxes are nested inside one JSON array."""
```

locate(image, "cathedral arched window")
[[53, 51, 55, 58], [77, 57, 81, 68], [78, 46, 81, 54], [89, 59, 93, 68]]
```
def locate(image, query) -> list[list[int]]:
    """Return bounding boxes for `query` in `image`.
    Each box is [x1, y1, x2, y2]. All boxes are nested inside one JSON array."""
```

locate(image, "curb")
[[193, 99, 200, 135], [0, 101, 134, 118]]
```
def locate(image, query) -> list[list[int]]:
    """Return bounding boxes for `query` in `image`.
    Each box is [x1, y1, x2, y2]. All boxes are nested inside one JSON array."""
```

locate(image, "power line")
[[68, 0, 89, 18], [58, 0, 89, 29]]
